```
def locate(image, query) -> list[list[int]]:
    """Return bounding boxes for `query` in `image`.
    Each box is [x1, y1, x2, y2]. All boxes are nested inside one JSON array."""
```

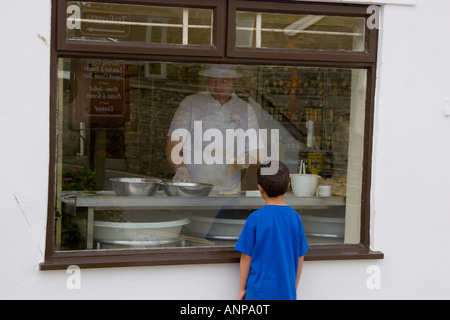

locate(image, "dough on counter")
[[319, 175, 347, 197]]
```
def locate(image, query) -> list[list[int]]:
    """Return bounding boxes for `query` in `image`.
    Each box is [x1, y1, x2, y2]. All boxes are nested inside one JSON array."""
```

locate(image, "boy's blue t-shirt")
[[234, 205, 309, 300]]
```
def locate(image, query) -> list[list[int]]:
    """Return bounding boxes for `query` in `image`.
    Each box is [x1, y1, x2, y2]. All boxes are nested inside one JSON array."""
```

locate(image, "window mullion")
[[255, 12, 262, 48], [182, 8, 189, 45]]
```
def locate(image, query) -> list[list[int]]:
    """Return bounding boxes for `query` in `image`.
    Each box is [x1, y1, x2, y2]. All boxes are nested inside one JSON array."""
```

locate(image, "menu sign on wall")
[[76, 59, 130, 123], [80, 10, 131, 38]]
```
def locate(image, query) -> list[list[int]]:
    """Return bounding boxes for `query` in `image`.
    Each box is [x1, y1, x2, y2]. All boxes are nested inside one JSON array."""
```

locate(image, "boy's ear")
[[257, 184, 265, 196]]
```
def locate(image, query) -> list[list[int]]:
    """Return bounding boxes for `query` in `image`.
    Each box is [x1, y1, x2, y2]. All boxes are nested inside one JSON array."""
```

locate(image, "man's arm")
[[166, 137, 184, 170], [165, 137, 190, 182], [239, 253, 251, 300]]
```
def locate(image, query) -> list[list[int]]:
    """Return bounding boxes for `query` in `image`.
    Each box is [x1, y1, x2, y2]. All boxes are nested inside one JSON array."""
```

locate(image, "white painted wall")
[[1, 0, 450, 300]]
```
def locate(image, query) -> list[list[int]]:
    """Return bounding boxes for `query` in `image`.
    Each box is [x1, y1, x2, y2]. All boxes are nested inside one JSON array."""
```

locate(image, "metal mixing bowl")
[[161, 182, 214, 197], [111, 178, 161, 196]]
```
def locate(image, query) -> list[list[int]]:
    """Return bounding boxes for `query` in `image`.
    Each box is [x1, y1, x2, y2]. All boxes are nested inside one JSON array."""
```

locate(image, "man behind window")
[[166, 64, 262, 191]]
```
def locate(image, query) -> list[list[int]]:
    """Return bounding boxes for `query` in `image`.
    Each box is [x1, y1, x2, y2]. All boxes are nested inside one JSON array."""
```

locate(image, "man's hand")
[[172, 167, 190, 182]]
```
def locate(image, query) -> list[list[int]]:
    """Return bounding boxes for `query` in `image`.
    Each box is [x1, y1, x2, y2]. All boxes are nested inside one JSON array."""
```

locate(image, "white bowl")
[[77, 211, 190, 244], [301, 215, 344, 238], [185, 214, 246, 240]]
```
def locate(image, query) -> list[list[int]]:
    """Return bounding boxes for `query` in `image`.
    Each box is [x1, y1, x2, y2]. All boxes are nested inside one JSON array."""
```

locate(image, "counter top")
[[61, 191, 345, 249], [62, 191, 345, 210]]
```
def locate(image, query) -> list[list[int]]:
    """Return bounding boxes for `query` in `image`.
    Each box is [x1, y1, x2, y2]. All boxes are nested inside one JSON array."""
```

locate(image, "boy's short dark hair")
[[257, 161, 290, 198]]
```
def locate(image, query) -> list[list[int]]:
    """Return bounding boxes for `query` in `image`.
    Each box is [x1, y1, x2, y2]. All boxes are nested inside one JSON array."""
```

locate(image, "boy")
[[235, 161, 309, 300]]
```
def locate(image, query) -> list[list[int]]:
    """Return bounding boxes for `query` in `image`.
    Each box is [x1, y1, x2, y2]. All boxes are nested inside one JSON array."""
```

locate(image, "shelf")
[[62, 191, 345, 211], [61, 191, 346, 250]]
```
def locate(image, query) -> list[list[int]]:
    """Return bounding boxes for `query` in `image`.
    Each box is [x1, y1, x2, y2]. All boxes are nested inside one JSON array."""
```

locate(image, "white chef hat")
[[198, 64, 242, 78]]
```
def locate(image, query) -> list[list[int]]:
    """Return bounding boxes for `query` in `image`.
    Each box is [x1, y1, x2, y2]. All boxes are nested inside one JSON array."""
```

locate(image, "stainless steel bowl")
[[161, 182, 214, 197], [111, 178, 161, 196]]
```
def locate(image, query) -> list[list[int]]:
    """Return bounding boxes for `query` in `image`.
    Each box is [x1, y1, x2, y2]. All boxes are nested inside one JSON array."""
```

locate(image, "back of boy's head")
[[257, 161, 290, 198]]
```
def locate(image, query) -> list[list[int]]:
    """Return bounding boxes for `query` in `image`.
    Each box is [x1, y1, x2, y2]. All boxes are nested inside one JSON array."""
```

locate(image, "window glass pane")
[[236, 11, 365, 51], [67, 1, 213, 46], [56, 58, 366, 251]]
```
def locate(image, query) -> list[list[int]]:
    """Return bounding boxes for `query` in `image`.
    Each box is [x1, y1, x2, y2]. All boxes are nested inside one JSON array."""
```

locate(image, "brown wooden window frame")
[[41, 0, 383, 271], [56, 0, 227, 57], [227, 0, 378, 63]]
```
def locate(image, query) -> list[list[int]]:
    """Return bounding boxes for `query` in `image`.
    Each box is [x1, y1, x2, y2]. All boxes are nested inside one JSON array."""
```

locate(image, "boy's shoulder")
[[249, 205, 298, 219], [250, 204, 273, 216], [261, 204, 296, 212]]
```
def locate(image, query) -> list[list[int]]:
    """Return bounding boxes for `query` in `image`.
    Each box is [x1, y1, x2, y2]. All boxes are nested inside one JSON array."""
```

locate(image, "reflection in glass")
[[67, 1, 213, 46], [56, 58, 367, 252], [236, 11, 365, 51]]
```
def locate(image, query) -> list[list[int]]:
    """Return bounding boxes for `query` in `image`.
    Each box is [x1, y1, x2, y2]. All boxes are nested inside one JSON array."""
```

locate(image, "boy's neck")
[[264, 195, 288, 206]]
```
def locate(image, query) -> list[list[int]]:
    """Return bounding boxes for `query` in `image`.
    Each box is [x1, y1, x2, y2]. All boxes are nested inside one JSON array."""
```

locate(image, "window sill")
[[305, 244, 384, 261], [40, 244, 383, 270]]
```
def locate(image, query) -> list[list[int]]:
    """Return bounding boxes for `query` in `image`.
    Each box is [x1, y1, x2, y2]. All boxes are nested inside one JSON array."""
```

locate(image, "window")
[[236, 12, 365, 51], [227, 0, 378, 62], [66, 2, 214, 46], [42, 0, 383, 270], [58, 0, 226, 56]]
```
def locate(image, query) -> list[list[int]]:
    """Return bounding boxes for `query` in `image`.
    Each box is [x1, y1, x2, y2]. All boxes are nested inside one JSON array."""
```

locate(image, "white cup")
[[316, 185, 332, 197]]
